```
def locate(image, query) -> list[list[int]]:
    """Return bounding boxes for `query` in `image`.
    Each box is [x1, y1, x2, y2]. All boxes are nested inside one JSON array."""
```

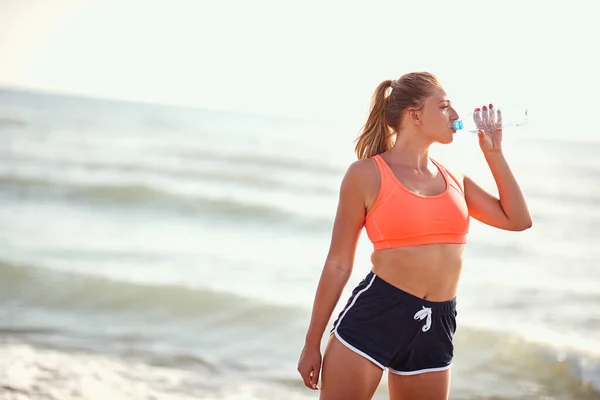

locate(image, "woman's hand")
[[297, 344, 322, 390], [473, 104, 503, 154]]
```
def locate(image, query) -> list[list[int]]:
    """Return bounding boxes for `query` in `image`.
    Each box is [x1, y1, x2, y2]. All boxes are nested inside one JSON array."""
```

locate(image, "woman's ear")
[[407, 108, 422, 126]]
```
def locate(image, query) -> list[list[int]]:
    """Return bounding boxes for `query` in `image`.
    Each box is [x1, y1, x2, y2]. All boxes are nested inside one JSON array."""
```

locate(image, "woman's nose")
[[450, 108, 459, 120]]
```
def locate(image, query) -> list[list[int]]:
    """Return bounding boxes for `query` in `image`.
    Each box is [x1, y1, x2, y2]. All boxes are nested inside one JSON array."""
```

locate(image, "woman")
[[297, 72, 532, 400]]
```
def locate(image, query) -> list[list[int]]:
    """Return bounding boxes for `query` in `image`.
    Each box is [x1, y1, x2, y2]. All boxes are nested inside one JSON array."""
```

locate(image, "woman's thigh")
[[319, 335, 384, 400], [387, 369, 451, 400]]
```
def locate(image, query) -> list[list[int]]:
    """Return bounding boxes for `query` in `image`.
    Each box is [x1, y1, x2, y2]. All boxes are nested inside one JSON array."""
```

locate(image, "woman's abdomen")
[[370, 244, 464, 301]]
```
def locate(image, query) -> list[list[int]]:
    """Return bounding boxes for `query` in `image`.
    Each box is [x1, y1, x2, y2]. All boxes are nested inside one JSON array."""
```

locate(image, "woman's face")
[[416, 87, 460, 144]]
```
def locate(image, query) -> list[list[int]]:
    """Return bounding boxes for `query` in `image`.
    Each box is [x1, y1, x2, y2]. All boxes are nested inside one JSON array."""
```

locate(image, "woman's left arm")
[[464, 151, 533, 231], [463, 104, 533, 231]]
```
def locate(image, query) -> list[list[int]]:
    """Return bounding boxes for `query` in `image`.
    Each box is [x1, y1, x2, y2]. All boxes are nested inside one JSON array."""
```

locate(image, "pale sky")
[[1, 0, 597, 120]]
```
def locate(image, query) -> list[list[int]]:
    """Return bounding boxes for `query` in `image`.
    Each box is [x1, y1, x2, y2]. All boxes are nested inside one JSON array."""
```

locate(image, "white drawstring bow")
[[414, 306, 432, 332]]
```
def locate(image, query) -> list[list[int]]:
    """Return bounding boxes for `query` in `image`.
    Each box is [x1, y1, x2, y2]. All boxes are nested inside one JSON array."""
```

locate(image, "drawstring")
[[413, 306, 432, 332]]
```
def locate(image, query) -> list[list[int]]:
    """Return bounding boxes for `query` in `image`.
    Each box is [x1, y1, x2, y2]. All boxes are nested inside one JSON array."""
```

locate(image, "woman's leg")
[[319, 335, 384, 400], [387, 369, 451, 400]]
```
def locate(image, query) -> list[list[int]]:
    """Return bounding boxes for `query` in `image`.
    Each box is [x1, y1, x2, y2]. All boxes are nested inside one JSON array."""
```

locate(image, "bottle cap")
[[452, 120, 463, 130]]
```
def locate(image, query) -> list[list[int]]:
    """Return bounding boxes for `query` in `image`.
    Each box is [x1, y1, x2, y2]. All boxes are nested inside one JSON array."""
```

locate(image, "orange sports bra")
[[364, 155, 470, 251]]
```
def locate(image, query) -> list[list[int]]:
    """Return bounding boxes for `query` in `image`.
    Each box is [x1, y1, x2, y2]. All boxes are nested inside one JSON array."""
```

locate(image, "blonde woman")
[[297, 72, 532, 400]]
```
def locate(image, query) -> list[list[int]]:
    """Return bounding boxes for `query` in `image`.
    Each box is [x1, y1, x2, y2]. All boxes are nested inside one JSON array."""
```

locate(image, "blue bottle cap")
[[452, 120, 463, 130]]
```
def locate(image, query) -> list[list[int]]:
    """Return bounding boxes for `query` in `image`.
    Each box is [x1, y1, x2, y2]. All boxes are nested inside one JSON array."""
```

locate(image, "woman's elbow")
[[510, 217, 533, 231]]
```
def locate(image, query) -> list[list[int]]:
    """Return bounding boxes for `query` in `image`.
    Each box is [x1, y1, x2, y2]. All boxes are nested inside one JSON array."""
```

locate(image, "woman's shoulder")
[[336, 157, 381, 198], [343, 156, 380, 183]]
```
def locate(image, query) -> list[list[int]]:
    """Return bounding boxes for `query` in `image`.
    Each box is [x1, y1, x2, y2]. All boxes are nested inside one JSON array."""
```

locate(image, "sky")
[[1, 0, 598, 121]]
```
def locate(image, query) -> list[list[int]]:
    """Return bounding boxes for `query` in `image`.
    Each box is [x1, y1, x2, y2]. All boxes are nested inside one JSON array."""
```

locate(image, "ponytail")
[[354, 80, 395, 160]]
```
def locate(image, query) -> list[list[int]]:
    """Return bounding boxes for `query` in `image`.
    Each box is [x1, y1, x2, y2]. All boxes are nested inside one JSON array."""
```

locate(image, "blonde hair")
[[354, 72, 441, 160]]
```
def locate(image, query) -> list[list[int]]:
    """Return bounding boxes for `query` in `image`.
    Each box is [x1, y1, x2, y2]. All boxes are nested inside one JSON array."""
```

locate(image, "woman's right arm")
[[304, 160, 370, 347], [298, 160, 370, 389]]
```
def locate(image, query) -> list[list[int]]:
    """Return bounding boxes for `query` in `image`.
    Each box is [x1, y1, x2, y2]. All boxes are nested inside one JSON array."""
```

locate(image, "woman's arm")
[[464, 151, 532, 231], [298, 159, 372, 390], [304, 160, 370, 347], [464, 105, 533, 232]]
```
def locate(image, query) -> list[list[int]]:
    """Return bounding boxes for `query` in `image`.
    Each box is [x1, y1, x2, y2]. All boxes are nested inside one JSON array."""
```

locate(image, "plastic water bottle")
[[453, 104, 529, 133]]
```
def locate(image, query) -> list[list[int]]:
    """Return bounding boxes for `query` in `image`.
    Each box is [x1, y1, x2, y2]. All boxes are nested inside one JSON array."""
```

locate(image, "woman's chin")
[[437, 134, 454, 145]]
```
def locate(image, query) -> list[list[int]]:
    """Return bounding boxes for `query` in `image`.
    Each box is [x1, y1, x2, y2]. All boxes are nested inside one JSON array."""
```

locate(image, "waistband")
[[367, 271, 457, 314]]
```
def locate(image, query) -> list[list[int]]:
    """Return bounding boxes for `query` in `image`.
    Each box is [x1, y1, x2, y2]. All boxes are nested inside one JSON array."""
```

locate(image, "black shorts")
[[331, 271, 457, 375]]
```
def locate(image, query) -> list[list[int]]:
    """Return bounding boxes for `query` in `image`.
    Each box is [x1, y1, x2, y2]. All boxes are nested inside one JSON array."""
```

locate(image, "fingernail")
[[482, 106, 487, 111], [474, 108, 480, 112], [489, 103, 494, 108]]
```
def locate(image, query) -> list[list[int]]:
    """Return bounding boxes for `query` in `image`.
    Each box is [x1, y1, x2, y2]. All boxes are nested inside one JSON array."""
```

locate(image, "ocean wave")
[[0, 116, 27, 128], [0, 175, 332, 229], [168, 147, 343, 175], [2, 138, 345, 178], [0, 150, 343, 194], [0, 259, 305, 323], [452, 325, 600, 399], [0, 154, 340, 195], [0, 343, 211, 400], [2, 324, 599, 400], [0, 342, 314, 400]]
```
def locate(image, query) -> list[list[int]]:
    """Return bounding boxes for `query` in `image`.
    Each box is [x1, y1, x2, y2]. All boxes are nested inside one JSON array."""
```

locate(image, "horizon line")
[[0, 82, 326, 123]]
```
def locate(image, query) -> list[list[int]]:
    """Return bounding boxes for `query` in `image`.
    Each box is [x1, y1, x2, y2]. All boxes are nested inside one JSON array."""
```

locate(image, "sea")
[[0, 88, 599, 400]]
